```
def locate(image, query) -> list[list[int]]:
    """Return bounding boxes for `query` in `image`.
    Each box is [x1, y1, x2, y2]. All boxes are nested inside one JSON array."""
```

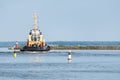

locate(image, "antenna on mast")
[[33, 10, 38, 30]]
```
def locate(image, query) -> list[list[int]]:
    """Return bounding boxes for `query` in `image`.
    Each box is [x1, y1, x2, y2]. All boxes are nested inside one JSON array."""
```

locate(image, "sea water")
[[0, 48, 120, 80]]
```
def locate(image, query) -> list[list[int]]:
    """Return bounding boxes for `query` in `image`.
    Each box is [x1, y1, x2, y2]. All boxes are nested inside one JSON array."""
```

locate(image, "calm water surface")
[[0, 48, 120, 80]]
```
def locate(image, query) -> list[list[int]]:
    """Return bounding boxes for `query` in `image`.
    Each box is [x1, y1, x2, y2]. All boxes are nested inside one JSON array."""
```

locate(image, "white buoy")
[[68, 50, 72, 62]]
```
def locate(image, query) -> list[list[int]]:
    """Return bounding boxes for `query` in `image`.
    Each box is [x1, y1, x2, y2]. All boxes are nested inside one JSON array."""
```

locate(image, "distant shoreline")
[[50, 46, 120, 50], [9, 46, 120, 50]]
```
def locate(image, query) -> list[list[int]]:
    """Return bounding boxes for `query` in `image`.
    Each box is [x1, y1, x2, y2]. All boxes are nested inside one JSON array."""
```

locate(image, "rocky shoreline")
[[50, 46, 120, 50], [9, 46, 120, 50]]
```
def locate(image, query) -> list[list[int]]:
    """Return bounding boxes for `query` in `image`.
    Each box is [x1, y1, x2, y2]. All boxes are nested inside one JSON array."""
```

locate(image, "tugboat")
[[20, 11, 50, 52]]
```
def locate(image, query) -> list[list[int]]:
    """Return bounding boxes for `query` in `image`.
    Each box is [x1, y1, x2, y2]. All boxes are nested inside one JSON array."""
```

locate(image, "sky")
[[0, 0, 120, 41]]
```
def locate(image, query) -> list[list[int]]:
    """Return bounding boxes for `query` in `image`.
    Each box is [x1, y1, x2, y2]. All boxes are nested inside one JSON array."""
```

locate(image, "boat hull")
[[20, 46, 50, 52]]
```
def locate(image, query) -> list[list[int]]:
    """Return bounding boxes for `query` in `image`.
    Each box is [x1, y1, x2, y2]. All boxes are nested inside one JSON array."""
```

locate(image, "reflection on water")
[[0, 49, 120, 80], [29, 54, 41, 63], [68, 59, 72, 63]]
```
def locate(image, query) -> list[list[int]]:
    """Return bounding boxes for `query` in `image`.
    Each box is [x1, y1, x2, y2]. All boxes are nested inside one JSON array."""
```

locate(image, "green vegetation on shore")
[[50, 46, 120, 50]]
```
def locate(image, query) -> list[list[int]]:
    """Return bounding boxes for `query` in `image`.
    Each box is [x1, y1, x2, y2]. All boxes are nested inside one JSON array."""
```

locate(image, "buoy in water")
[[13, 51, 17, 58], [68, 50, 72, 62]]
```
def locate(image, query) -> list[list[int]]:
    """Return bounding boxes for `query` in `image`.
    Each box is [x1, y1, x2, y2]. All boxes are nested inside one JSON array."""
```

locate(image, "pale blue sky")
[[0, 0, 120, 41]]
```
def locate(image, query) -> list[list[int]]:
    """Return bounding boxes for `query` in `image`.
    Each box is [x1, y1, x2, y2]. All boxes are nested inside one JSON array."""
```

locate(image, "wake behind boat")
[[20, 11, 50, 52]]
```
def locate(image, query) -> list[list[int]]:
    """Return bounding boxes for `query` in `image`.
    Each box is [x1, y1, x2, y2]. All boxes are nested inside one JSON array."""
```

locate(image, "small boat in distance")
[[20, 11, 50, 52]]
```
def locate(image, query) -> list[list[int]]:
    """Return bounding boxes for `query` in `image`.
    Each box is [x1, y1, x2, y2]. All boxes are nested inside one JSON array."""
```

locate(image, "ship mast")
[[33, 10, 38, 30], [26, 10, 47, 48]]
